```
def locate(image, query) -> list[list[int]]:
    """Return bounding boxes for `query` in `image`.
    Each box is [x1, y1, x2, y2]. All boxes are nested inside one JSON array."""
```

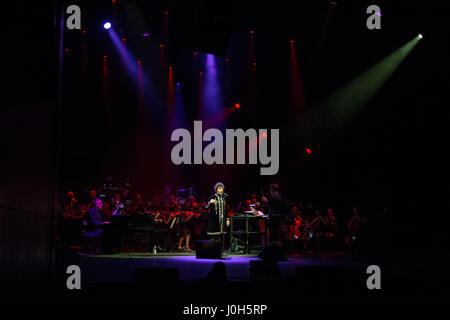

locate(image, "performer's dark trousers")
[[209, 233, 225, 253], [268, 216, 282, 242]]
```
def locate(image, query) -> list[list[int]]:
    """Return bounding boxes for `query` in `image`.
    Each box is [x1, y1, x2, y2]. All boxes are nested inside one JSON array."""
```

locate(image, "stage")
[[3, 0, 450, 303], [52, 250, 438, 300], [75, 251, 355, 284]]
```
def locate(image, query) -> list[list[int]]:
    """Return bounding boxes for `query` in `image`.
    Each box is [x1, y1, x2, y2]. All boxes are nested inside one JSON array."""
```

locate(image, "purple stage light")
[[142, 33, 150, 37]]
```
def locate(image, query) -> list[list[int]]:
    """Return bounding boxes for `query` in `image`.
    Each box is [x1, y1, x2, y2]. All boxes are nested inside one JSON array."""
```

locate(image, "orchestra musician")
[[261, 184, 284, 243], [308, 206, 329, 254], [82, 198, 106, 253], [346, 206, 368, 251]]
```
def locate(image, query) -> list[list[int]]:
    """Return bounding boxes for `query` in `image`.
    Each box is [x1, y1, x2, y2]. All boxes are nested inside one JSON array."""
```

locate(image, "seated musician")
[[250, 194, 261, 210], [346, 206, 368, 251], [58, 191, 81, 247], [309, 206, 329, 254], [128, 192, 146, 216], [326, 208, 342, 250], [110, 193, 121, 211], [82, 198, 105, 253], [287, 205, 303, 241], [86, 189, 97, 210]]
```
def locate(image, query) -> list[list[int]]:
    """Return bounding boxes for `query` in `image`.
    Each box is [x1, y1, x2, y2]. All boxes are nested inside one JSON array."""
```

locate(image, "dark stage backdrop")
[[2, 2, 57, 297], [0, 104, 57, 296]]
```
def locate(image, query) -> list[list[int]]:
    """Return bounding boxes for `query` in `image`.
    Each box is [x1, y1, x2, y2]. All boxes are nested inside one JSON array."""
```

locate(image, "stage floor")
[[74, 251, 386, 284], [54, 249, 447, 300]]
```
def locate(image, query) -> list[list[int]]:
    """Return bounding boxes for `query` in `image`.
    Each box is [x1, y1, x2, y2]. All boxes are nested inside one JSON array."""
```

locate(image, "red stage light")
[[137, 60, 141, 64], [82, 30, 86, 34], [165, 11, 168, 14], [65, 48, 69, 52], [250, 30, 254, 34], [306, 148, 312, 154], [160, 44, 164, 47], [103, 55, 107, 59], [234, 103, 240, 109]]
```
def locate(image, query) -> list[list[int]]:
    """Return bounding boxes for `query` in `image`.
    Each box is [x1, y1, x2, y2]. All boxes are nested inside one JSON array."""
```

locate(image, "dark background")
[[2, 0, 449, 296]]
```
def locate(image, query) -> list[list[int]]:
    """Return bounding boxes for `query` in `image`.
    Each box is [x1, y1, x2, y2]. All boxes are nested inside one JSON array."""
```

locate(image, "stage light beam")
[[313, 35, 422, 131]]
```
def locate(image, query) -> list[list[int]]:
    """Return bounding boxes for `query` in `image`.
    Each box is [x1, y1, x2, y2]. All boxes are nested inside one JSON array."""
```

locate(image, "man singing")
[[205, 182, 230, 251]]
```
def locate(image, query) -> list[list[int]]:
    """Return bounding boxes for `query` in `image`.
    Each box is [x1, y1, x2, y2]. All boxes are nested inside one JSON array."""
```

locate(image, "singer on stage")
[[205, 182, 230, 244]]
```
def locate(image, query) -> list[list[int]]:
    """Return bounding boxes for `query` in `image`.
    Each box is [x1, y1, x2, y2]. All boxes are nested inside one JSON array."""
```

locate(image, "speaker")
[[257, 241, 287, 261], [196, 240, 222, 259]]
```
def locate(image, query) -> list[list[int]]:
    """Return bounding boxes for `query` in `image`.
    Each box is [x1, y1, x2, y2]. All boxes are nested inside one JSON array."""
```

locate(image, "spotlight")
[[103, 22, 111, 30], [176, 82, 180, 86], [234, 103, 240, 109], [142, 33, 150, 37], [306, 148, 312, 154], [418, 34, 423, 39]]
